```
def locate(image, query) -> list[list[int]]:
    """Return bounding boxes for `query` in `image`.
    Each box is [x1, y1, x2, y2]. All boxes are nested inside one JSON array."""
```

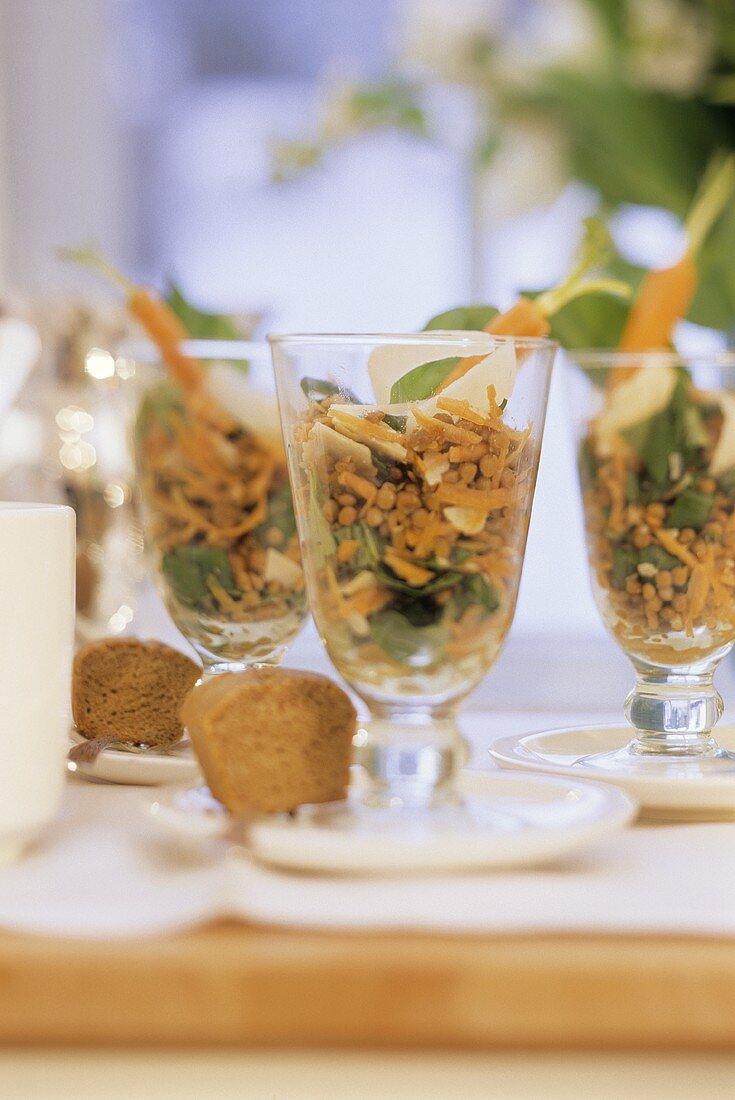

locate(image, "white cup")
[[0, 504, 75, 862]]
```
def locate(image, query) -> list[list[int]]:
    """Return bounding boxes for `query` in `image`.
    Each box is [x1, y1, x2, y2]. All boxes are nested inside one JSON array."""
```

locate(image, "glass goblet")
[[134, 340, 308, 675], [567, 350, 735, 774], [271, 332, 556, 813]]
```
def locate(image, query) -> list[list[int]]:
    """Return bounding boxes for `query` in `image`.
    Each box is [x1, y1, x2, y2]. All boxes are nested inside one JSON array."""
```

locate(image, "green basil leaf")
[[423, 305, 498, 331], [389, 357, 461, 403]]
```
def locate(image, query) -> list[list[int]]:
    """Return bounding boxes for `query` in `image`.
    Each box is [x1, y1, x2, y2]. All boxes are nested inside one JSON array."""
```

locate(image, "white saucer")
[[146, 770, 635, 874], [490, 725, 735, 818], [68, 732, 201, 787]]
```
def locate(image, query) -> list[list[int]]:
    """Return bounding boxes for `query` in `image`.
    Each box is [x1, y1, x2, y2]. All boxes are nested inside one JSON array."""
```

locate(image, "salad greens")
[[162, 546, 239, 610]]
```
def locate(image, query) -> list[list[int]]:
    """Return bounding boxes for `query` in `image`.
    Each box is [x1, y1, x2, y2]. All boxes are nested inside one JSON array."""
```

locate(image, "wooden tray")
[[1, 924, 735, 1049]]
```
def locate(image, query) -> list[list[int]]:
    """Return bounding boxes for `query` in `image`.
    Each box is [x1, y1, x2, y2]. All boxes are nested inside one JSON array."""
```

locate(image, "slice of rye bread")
[[73, 638, 201, 745], [180, 668, 356, 814]]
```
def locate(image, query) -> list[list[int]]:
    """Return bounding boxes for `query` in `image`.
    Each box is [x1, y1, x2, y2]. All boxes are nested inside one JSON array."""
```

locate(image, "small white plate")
[[490, 725, 735, 817], [68, 732, 201, 787], [146, 770, 635, 874]]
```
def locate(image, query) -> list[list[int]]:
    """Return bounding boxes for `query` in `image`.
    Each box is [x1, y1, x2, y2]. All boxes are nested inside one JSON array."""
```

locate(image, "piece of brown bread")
[[73, 638, 200, 745], [181, 668, 356, 813]]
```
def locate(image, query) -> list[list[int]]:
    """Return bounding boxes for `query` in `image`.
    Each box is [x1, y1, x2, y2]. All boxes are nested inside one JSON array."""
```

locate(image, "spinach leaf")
[[666, 488, 714, 530], [166, 282, 248, 369], [369, 609, 446, 662], [389, 357, 460, 403], [638, 546, 680, 571], [162, 546, 238, 609], [423, 305, 498, 331]]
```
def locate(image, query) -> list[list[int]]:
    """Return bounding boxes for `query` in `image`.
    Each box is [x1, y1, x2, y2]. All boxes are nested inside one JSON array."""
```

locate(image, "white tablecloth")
[[4, 595, 735, 941], [0, 706, 732, 940]]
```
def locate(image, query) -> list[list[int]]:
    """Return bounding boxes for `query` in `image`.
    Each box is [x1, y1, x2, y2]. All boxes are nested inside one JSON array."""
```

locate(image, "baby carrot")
[[486, 218, 629, 340], [58, 246, 203, 392], [617, 153, 735, 357]]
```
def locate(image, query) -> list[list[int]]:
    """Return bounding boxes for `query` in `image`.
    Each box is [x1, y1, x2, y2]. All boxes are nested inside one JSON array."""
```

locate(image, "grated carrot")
[[654, 528, 698, 569], [435, 483, 510, 511], [337, 469, 377, 501], [436, 397, 491, 428], [383, 551, 435, 587]]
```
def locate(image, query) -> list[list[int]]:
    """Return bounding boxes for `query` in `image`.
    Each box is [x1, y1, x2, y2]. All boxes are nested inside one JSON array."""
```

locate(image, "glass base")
[[576, 740, 735, 779]]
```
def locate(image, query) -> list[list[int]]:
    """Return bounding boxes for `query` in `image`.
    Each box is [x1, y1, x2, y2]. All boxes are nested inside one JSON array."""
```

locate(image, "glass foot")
[[575, 740, 735, 779]]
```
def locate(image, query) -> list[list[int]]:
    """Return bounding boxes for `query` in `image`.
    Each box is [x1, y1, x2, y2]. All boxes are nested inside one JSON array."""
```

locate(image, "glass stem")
[[358, 704, 469, 808], [624, 659, 724, 756]]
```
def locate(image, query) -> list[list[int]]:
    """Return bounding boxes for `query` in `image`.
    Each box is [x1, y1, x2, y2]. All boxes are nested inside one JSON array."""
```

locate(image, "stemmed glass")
[[134, 340, 308, 676], [271, 332, 556, 821], [566, 350, 735, 774]]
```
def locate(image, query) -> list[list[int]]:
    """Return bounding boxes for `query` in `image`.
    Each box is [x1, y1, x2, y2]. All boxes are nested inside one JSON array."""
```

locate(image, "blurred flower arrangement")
[[272, 0, 735, 332]]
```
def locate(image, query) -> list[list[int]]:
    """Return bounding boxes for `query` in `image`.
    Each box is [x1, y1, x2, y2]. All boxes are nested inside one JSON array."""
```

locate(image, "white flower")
[[626, 0, 715, 96]]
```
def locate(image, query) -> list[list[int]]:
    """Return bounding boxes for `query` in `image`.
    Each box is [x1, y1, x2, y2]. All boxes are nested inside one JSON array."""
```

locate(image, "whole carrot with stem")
[[58, 245, 203, 392], [617, 152, 735, 357], [437, 218, 630, 389]]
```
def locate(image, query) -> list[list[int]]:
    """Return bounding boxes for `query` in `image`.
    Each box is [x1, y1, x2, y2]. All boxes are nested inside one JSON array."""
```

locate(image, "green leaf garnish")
[[166, 282, 249, 369], [389, 357, 460, 403], [423, 305, 498, 331]]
